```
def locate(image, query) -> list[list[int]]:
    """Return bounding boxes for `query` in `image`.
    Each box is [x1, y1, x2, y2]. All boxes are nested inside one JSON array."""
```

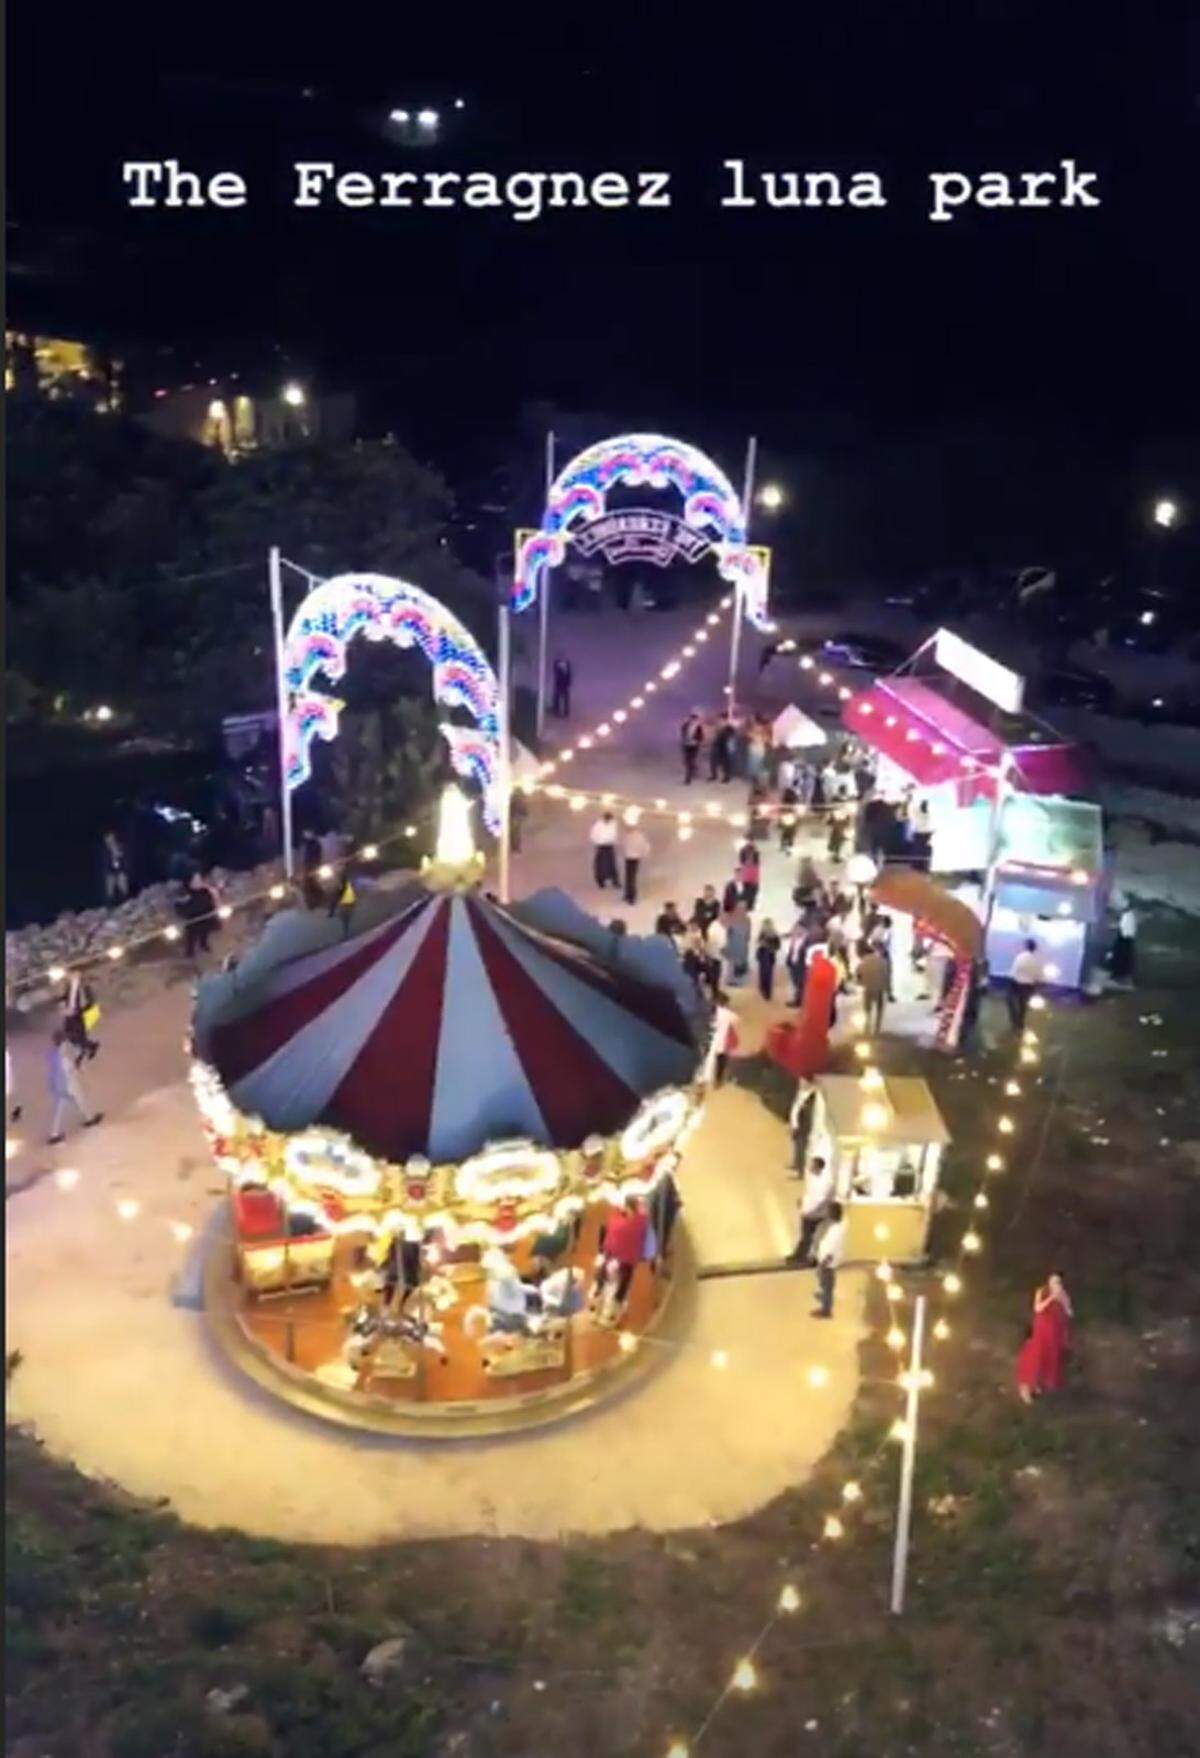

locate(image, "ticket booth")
[[807, 1075, 950, 1264]]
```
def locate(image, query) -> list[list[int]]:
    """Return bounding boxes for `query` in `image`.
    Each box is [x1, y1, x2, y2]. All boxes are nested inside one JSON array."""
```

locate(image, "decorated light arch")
[[282, 572, 503, 831], [513, 433, 773, 629]]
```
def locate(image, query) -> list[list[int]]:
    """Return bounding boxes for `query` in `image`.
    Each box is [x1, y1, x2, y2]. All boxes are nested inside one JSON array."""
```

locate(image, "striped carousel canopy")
[[194, 887, 700, 1165]]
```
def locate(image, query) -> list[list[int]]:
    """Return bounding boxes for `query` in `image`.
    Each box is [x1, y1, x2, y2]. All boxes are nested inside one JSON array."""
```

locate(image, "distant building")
[[132, 377, 357, 455], [4, 330, 124, 411]]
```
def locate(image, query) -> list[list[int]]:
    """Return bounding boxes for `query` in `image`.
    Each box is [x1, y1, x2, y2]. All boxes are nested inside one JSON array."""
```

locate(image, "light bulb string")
[[11, 820, 427, 999]]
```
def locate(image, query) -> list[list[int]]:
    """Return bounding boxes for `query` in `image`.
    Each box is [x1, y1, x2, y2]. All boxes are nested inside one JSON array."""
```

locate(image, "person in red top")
[[1016, 1273, 1073, 1403], [589, 1196, 648, 1313]]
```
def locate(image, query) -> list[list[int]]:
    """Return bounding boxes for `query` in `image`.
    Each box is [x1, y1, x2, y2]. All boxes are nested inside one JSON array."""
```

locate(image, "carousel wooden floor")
[[238, 1209, 667, 1407]]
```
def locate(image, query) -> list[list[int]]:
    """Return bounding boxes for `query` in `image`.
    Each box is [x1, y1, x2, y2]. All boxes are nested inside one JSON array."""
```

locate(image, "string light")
[[731, 1659, 758, 1692], [163, 925, 181, 942], [807, 1365, 829, 1388], [823, 1515, 845, 1540], [778, 1583, 801, 1613], [54, 1168, 80, 1190], [943, 1272, 962, 1295], [618, 1331, 638, 1354], [997, 1116, 1015, 1134], [886, 1326, 906, 1351], [962, 1231, 982, 1253], [116, 1198, 140, 1221], [170, 1221, 194, 1243], [841, 1480, 862, 1503], [107, 946, 124, 961], [932, 1318, 950, 1341]]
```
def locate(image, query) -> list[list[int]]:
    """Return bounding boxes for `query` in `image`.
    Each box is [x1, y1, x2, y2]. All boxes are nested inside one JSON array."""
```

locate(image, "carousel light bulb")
[[54, 1167, 81, 1190], [404, 826, 418, 838], [435, 785, 476, 865], [854, 1041, 872, 1061], [986, 1154, 1005, 1172], [861, 1102, 890, 1133], [217, 905, 233, 921], [623, 807, 642, 827], [1023, 1030, 1039, 1047], [163, 924, 181, 941], [886, 1282, 904, 1302], [875, 1260, 894, 1282], [1028, 994, 1047, 1011], [666, 1743, 690, 1758], [317, 864, 334, 880], [732, 1658, 757, 1692], [842, 1480, 863, 1503], [974, 1193, 989, 1210], [962, 1231, 982, 1253], [807, 1365, 829, 1388], [1020, 1048, 1039, 1065], [116, 1198, 140, 1221], [682, 646, 695, 657], [873, 1223, 891, 1242], [943, 1272, 962, 1295], [107, 946, 124, 960], [852, 1010, 868, 1031], [559, 748, 574, 761], [170, 1221, 194, 1243], [886, 1326, 906, 1351], [597, 722, 612, 737], [546, 785, 565, 799], [860, 1066, 884, 1091], [778, 1583, 801, 1613], [579, 736, 594, 750], [920, 1368, 934, 1388], [569, 795, 586, 811], [618, 1330, 638, 1354], [1004, 1080, 1021, 1097], [613, 710, 628, 723], [695, 630, 708, 642], [646, 681, 658, 693], [997, 1116, 1015, 1135], [678, 825, 693, 842], [707, 613, 720, 625], [631, 695, 645, 708], [818, 671, 833, 687], [48, 964, 66, 983], [705, 802, 721, 816], [800, 655, 815, 670], [710, 1349, 729, 1370], [890, 1420, 910, 1442], [361, 844, 379, 861], [823, 1515, 845, 1540], [932, 1318, 950, 1341]]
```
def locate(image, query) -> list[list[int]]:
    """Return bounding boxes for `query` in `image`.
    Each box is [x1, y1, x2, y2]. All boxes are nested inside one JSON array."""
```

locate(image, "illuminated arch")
[[283, 572, 502, 831], [513, 432, 773, 629]]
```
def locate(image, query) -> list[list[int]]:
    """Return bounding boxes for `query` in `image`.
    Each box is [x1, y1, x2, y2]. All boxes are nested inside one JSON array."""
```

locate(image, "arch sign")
[[512, 433, 773, 628], [282, 572, 502, 831]]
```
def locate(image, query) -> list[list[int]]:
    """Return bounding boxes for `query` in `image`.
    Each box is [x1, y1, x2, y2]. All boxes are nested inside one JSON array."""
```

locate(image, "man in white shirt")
[[1007, 938, 1043, 1031], [812, 1200, 846, 1318], [589, 811, 620, 891], [788, 1155, 835, 1265], [622, 822, 651, 905]]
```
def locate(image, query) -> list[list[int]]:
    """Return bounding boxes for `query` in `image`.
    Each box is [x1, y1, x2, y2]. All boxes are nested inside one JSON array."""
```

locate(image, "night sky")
[[8, 9, 1200, 457]]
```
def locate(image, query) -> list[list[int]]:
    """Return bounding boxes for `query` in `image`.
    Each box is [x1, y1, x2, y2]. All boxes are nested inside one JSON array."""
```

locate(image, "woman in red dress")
[[1016, 1273, 1073, 1403]]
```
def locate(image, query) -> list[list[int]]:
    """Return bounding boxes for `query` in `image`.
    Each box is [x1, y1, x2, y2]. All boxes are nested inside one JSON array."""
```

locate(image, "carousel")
[[193, 790, 706, 1431]]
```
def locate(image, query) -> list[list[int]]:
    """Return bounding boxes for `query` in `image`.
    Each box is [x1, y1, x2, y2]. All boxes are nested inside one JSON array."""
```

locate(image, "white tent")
[[772, 704, 828, 750]]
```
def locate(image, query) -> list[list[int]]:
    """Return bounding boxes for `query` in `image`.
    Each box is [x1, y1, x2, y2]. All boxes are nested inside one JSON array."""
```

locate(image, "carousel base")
[[201, 1214, 696, 1441]]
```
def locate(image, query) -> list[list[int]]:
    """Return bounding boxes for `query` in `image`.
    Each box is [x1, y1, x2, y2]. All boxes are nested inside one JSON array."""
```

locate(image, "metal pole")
[[890, 1291, 927, 1615], [980, 754, 1012, 931], [497, 597, 513, 904], [268, 545, 295, 881], [536, 430, 555, 741], [728, 435, 758, 715]]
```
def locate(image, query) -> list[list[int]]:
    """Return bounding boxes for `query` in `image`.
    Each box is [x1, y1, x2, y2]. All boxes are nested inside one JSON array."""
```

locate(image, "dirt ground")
[[8, 927, 1200, 1758]]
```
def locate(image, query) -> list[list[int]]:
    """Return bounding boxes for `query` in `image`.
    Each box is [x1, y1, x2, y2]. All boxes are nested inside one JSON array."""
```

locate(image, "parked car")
[[819, 632, 911, 672], [1029, 667, 1118, 714]]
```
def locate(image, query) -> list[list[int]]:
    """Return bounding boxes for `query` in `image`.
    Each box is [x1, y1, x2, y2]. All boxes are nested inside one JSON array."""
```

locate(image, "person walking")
[[589, 810, 620, 890], [62, 971, 100, 1064], [680, 712, 705, 784], [788, 1156, 836, 1264], [693, 885, 721, 938], [778, 786, 800, 855], [46, 1028, 102, 1144], [328, 866, 357, 938], [551, 655, 573, 718], [827, 812, 848, 863], [737, 842, 762, 910], [179, 872, 219, 959], [755, 918, 782, 1000], [858, 945, 890, 1034], [811, 1201, 846, 1318], [705, 994, 740, 1085], [704, 914, 727, 993], [1108, 903, 1138, 987], [724, 902, 752, 987], [788, 1077, 816, 1171], [713, 716, 736, 784], [1007, 939, 1043, 1031], [622, 819, 650, 905], [784, 923, 809, 1008], [1016, 1273, 1073, 1403], [7, 1044, 21, 1123], [100, 829, 131, 906]]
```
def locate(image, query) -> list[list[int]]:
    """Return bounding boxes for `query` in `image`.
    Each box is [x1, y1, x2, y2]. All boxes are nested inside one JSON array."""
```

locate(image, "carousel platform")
[[202, 1208, 697, 1440]]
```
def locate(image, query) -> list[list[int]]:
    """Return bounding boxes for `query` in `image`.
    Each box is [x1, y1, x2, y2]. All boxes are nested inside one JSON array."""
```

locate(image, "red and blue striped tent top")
[[199, 889, 699, 1164]]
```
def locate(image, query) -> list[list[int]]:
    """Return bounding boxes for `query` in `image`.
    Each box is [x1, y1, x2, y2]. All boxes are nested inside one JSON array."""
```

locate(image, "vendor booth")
[[772, 703, 828, 751], [806, 1074, 950, 1264], [986, 793, 1107, 989]]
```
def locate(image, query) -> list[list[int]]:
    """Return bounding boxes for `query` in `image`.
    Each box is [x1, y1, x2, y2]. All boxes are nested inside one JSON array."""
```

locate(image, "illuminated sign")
[[571, 509, 714, 568], [934, 629, 1024, 715]]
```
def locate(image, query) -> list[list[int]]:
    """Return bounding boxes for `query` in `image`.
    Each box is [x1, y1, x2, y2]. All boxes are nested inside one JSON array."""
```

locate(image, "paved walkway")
[[5, 601, 872, 1543]]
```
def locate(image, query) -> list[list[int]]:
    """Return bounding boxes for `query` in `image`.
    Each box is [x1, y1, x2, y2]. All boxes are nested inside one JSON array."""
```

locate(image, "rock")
[[361, 1627, 419, 1687], [206, 1683, 250, 1713]]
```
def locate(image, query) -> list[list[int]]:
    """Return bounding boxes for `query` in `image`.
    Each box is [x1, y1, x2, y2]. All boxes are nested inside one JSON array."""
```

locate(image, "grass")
[[6, 922, 1200, 1756]]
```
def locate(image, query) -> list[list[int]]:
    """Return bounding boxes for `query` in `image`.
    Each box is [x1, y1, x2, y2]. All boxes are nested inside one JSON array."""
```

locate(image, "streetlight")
[[757, 482, 785, 511], [1152, 498, 1178, 529], [281, 383, 306, 407]]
